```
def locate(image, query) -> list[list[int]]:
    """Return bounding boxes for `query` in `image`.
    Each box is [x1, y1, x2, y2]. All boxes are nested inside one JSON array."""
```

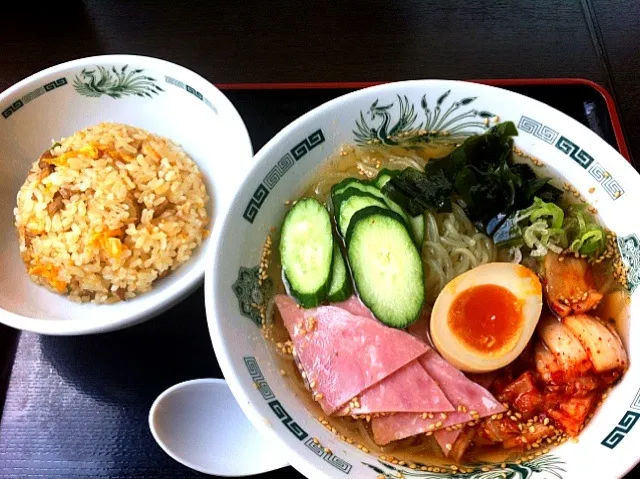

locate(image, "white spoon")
[[149, 378, 289, 476]]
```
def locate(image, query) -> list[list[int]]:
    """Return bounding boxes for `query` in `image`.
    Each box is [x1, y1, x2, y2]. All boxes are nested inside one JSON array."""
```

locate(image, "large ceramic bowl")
[[0, 55, 252, 335], [206, 80, 640, 478]]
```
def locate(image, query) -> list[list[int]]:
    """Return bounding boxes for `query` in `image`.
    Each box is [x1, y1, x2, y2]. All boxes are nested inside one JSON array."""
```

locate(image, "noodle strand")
[[422, 207, 497, 304]]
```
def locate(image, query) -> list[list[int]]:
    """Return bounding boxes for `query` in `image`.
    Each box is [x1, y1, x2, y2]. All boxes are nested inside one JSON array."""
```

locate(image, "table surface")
[[1, 1, 640, 478]]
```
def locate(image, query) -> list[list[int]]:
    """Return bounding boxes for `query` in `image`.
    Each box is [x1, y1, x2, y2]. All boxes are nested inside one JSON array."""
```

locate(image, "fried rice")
[[13, 122, 209, 304]]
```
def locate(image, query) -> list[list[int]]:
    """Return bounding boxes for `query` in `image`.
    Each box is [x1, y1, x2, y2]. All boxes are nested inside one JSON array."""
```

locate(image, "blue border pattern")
[[242, 129, 325, 223], [243, 356, 352, 474], [518, 115, 559, 144], [165, 75, 217, 113], [518, 115, 625, 200], [601, 386, 640, 449], [601, 411, 640, 449], [2, 77, 68, 119]]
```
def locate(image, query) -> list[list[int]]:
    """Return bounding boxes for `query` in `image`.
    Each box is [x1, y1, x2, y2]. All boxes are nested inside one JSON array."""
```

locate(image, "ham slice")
[[336, 296, 432, 345], [337, 359, 454, 415], [434, 429, 462, 456], [371, 349, 505, 445], [332, 295, 376, 320], [275, 295, 428, 414]]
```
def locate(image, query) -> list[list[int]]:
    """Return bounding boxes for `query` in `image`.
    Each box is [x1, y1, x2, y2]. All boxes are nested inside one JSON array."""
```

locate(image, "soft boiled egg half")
[[430, 262, 542, 373]]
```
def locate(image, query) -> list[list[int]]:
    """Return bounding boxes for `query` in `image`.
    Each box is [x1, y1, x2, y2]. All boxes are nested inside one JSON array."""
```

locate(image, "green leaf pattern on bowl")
[[353, 91, 496, 147], [73, 65, 165, 99], [363, 454, 566, 478]]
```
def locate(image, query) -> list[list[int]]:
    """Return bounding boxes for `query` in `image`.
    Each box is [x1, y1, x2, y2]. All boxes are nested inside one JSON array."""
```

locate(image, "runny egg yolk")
[[430, 262, 543, 373], [447, 284, 524, 355]]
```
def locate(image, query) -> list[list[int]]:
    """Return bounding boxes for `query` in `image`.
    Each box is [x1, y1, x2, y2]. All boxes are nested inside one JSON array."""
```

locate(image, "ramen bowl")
[[0, 54, 252, 335], [206, 80, 640, 478]]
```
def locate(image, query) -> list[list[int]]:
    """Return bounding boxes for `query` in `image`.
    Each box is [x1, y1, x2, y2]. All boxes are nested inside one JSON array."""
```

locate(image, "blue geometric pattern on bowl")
[[518, 115, 625, 201], [242, 129, 325, 224], [601, 385, 640, 449], [2, 77, 68, 119], [243, 356, 353, 474], [164, 75, 218, 113]]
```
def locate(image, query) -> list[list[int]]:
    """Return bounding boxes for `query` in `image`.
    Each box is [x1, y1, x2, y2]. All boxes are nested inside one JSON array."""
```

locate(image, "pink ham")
[[332, 295, 376, 320], [371, 349, 505, 445], [371, 409, 468, 445], [434, 429, 462, 456], [337, 359, 454, 415], [275, 295, 429, 414], [419, 350, 504, 417]]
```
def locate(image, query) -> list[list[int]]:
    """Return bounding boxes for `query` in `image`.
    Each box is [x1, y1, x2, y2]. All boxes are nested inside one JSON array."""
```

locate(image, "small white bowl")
[[206, 80, 640, 478], [0, 55, 252, 335]]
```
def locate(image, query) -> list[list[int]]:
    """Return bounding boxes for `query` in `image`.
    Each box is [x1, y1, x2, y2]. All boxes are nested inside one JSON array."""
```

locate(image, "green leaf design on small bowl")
[[73, 65, 165, 99]]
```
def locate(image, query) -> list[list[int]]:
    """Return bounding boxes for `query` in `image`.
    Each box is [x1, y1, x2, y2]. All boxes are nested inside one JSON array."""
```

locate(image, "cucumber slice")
[[346, 206, 425, 328], [409, 214, 425, 245], [279, 197, 333, 308], [327, 242, 353, 302], [374, 168, 400, 189], [333, 188, 389, 237], [332, 178, 413, 237], [331, 177, 373, 196], [374, 170, 424, 244]]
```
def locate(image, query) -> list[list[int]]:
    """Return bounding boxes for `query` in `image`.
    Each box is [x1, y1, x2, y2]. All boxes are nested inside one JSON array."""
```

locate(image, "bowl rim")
[[0, 54, 253, 335], [205, 78, 640, 479]]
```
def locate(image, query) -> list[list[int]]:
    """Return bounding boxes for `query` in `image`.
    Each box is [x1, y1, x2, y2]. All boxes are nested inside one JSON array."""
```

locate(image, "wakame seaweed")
[[380, 121, 562, 232]]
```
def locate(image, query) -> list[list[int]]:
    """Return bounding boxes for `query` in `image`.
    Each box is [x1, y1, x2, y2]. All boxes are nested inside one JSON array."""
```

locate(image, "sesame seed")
[[445, 443, 453, 451]]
